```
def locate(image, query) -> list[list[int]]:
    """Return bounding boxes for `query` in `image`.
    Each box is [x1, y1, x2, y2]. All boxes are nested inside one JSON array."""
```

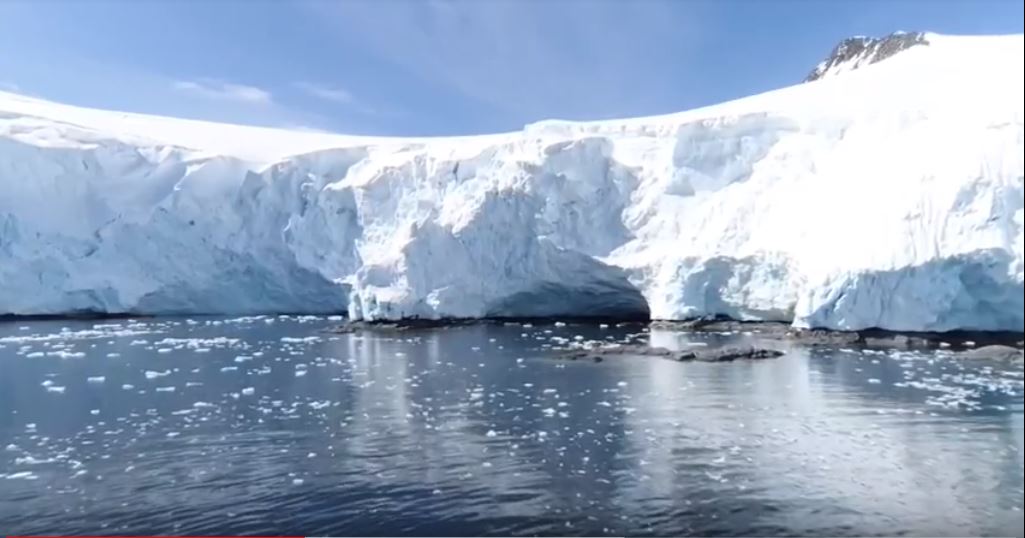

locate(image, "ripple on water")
[[0, 317, 1022, 536]]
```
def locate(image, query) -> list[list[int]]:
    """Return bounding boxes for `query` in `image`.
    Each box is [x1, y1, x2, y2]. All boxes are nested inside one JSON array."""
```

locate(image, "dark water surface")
[[1, 316, 1022, 536]]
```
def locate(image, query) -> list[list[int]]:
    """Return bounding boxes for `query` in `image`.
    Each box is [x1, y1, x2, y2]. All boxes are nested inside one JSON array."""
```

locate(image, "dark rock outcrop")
[[805, 31, 928, 82], [557, 344, 784, 363], [651, 318, 1022, 351], [958, 345, 1025, 361]]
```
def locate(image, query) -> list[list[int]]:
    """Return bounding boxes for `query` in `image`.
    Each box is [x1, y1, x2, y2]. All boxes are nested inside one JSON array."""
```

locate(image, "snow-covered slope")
[[2, 33, 1023, 331]]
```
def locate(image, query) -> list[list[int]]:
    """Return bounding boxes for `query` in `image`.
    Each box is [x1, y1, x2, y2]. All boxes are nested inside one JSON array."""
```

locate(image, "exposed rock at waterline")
[[556, 344, 784, 363], [957, 345, 1025, 361]]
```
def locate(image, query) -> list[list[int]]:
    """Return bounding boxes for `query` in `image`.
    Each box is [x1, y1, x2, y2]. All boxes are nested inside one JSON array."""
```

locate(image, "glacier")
[[1, 33, 1023, 332]]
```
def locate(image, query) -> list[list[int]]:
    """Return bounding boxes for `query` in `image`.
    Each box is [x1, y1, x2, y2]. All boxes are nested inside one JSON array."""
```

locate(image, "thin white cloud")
[[293, 81, 355, 104], [292, 81, 383, 116], [0, 81, 21, 92], [172, 79, 273, 105]]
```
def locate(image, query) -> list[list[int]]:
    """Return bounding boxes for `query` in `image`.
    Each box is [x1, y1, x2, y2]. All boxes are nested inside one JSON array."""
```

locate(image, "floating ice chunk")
[[48, 350, 85, 358], [281, 336, 320, 343]]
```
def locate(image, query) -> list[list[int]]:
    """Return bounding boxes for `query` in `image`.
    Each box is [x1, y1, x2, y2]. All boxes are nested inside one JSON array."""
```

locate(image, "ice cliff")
[[1, 33, 1023, 332]]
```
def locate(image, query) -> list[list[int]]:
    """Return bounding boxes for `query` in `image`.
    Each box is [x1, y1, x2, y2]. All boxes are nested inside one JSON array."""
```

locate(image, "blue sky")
[[1, 0, 1022, 136]]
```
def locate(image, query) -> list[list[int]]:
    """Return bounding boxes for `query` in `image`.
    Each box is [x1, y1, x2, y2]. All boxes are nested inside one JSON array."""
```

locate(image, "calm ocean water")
[[1, 316, 1022, 536]]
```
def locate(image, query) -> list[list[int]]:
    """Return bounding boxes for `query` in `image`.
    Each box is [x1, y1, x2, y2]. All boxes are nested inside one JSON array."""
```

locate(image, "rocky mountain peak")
[[805, 31, 929, 82]]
